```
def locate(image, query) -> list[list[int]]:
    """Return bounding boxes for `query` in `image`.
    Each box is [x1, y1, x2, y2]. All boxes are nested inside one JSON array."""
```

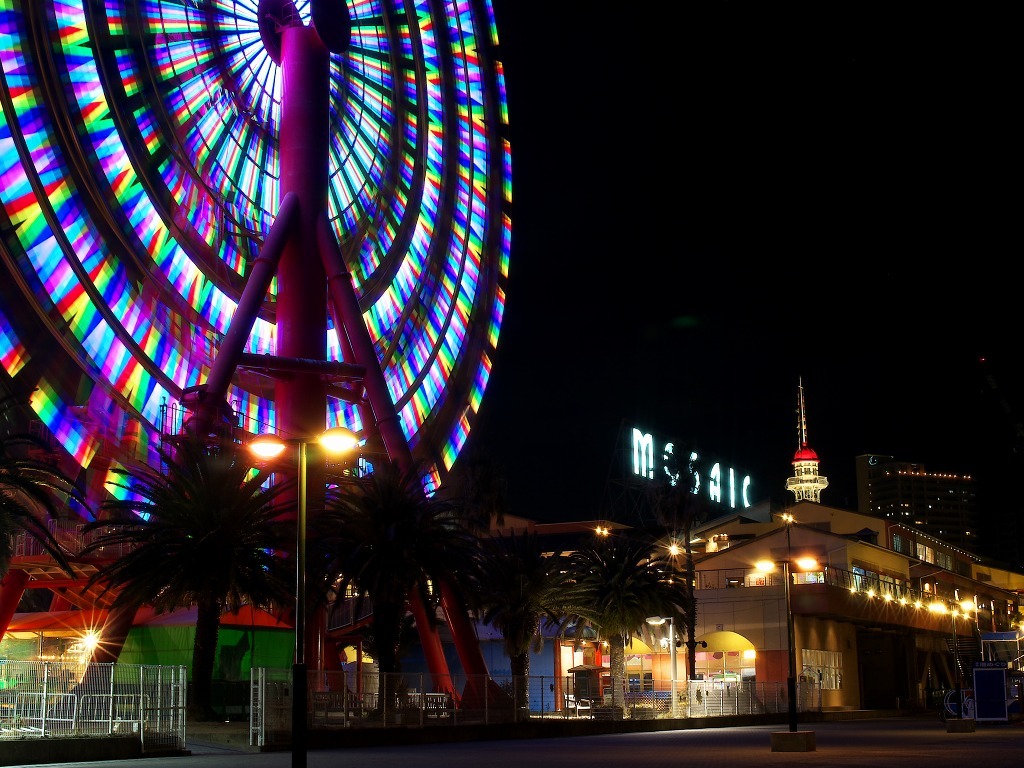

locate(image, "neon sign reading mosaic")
[[630, 426, 753, 509]]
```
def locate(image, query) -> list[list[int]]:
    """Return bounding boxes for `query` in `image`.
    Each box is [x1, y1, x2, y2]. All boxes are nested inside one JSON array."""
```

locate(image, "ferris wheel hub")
[[258, 0, 351, 64]]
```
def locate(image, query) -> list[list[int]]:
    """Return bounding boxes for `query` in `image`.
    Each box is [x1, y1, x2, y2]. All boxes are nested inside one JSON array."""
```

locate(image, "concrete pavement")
[[19, 715, 1024, 768]]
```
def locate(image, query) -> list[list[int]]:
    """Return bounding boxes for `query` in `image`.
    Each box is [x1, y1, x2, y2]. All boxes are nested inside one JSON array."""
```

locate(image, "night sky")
[[469, 3, 1021, 561]]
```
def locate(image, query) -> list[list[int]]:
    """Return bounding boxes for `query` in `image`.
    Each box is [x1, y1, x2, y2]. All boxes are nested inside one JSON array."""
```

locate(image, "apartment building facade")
[[855, 454, 979, 551], [689, 499, 1023, 710]]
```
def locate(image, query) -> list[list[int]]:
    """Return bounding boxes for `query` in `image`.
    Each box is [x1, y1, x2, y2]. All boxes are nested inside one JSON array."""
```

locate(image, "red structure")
[[181, 2, 488, 695], [0, 0, 511, 710]]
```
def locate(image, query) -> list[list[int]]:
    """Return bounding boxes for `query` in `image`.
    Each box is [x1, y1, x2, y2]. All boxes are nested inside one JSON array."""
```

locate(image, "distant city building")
[[785, 378, 829, 503], [855, 454, 979, 551]]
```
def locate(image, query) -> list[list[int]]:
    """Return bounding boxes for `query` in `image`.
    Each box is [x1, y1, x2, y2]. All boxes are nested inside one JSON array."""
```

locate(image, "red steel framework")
[[176, 5, 492, 699], [0, 2, 494, 704]]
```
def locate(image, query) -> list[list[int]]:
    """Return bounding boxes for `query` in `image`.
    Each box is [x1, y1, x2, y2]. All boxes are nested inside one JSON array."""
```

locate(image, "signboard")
[[629, 425, 753, 509], [973, 666, 1009, 722]]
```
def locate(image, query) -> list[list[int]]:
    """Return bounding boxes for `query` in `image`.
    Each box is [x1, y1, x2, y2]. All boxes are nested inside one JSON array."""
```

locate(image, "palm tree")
[[560, 533, 686, 711], [80, 437, 295, 721], [647, 442, 711, 680], [1, 399, 85, 577], [473, 530, 571, 708], [308, 458, 480, 711]]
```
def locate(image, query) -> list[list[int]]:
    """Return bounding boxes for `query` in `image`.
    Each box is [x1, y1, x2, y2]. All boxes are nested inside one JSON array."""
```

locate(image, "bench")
[[423, 692, 451, 718], [564, 693, 593, 716], [408, 691, 452, 718], [311, 691, 349, 725]]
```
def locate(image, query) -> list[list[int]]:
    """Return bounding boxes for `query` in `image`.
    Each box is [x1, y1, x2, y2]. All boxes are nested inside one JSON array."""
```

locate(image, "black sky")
[[470, 3, 1020, 557]]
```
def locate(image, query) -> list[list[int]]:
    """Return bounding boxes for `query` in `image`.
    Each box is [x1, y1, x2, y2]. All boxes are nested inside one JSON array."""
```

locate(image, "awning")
[[625, 637, 655, 654], [5, 604, 290, 638], [135, 604, 291, 629], [5, 608, 109, 638], [694, 630, 756, 654]]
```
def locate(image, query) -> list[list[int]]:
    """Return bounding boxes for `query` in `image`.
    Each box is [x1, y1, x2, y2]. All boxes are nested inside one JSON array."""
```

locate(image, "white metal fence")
[[0, 660, 187, 752], [0, 660, 818, 750], [249, 668, 821, 747]]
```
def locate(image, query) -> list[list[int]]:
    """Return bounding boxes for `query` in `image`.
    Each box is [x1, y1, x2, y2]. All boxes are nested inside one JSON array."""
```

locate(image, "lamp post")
[[783, 515, 797, 733], [754, 559, 798, 731], [757, 513, 818, 749], [646, 616, 677, 717], [782, 557, 797, 732], [759, 514, 798, 732], [249, 426, 358, 768], [930, 598, 976, 720]]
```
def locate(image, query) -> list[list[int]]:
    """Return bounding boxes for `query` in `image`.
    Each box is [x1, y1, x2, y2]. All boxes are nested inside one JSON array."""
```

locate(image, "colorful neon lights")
[[0, 0, 510, 497]]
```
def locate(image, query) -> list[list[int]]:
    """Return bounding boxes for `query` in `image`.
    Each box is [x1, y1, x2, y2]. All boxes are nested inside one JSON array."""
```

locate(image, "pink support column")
[[276, 25, 331, 672], [258, 14, 489, 692]]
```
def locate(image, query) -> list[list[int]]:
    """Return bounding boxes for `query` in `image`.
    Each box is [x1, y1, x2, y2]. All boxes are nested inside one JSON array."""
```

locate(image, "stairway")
[[946, 635, 983, 675]]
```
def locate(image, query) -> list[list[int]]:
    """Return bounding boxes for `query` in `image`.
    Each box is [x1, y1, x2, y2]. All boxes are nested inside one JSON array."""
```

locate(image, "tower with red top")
[[785, 377, 829, 502]]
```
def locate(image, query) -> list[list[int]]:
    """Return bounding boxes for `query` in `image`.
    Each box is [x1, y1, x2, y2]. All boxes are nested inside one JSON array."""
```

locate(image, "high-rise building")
[[855, 454, 978, 551]]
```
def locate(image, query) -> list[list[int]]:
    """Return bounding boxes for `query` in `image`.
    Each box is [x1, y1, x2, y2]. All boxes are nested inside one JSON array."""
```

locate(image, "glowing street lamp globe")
[[248, 426, 358, 460]]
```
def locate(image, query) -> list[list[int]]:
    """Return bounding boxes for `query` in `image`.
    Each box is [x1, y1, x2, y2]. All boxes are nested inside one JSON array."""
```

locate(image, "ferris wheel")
[[0, 0, 511, 496]]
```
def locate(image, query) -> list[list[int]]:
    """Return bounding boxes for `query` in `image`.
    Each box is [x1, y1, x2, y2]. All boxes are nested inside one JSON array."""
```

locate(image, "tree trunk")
[[509, 650, 530, 709], [608, 635, 626, 709], [190, 598, 222, 720], [373, 602, 403, 712]]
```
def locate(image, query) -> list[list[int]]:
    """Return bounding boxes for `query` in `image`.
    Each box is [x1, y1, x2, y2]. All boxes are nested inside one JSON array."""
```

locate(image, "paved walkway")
[[22, 716, 1024, 768]]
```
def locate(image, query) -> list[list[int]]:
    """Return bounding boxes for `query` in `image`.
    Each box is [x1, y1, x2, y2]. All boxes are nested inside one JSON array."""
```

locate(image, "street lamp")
[[929, 598, 976, 720], [756, 514, 818, 742], [249, 426, 358, 768], [754, 555, 798, 733], [646, 616, 677, 717]]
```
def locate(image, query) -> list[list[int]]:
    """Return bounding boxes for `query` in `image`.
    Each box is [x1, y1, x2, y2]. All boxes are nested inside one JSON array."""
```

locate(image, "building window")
[[851, 566, 867, 591], [916, 543, 934, 564], [801, 649, 842, 690], [794, 570, 824, 584]]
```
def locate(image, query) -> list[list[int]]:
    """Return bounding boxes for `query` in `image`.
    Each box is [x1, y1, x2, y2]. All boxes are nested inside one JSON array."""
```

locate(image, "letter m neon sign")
[[632, 428, 655, 479]]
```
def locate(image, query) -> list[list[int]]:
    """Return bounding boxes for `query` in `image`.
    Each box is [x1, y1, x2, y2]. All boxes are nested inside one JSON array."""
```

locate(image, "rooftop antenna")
[[798, 375, 808, 450]]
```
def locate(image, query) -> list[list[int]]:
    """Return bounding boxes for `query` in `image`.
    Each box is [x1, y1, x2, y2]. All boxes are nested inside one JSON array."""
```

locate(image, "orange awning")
[[135, 604, 291, 629], [5, 604, 290, 638], [6, 608, 109, 637]]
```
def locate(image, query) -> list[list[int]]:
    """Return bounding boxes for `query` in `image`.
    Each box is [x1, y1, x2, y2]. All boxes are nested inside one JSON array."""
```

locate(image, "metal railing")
[[697, 565, 1019, 633], [0, 661, 818, 750], [249, 669, 821, 746], [0, 660, 186, 752], [12, 519, 135, 560]]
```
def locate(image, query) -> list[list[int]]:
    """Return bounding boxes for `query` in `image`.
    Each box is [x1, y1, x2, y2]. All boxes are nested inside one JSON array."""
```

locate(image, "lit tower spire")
[[785, 377, 829, 502]]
